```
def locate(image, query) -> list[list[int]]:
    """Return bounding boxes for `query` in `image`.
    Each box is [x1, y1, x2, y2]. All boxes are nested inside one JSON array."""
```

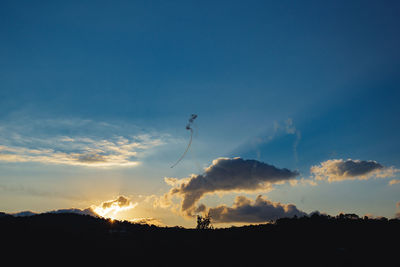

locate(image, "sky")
[[1, 0, 400, 227]]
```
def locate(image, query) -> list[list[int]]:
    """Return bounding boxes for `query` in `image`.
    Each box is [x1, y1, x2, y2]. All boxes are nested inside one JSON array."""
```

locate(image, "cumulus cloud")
[[207, 195, 306, 223], [93, 195, 137, 219], [0, 118, 167, 167], [310, 159, 398, 182], [160, 157, 299, 216]]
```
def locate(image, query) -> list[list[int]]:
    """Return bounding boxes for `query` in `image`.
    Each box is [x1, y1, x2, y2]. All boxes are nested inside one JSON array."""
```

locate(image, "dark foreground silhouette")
[[1, 212, 398, 266]]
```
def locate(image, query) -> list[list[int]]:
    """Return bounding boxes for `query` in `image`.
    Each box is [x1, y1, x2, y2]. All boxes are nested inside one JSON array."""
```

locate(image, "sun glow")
[[92, 196, 138, 220], [94, 202, 137, 219]]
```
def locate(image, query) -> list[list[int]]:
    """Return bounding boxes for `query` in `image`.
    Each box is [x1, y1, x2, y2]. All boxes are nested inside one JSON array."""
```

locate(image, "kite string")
[[170, 128, 193, 168]]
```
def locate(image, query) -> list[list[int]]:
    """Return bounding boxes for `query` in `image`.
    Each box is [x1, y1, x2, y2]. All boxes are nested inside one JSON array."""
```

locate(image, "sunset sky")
[[1, 0, 400, 227]]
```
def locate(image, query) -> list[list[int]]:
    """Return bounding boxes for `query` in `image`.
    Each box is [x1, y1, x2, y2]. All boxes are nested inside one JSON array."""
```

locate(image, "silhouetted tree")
[[196, 214, 213, 229]]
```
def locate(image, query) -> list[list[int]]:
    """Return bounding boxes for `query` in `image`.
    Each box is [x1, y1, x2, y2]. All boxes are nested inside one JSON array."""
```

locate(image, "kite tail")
[[171, 128, 193, 168]]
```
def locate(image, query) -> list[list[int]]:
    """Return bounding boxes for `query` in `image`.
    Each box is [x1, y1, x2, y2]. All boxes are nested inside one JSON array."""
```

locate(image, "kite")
[[171, 114, 197, 168]]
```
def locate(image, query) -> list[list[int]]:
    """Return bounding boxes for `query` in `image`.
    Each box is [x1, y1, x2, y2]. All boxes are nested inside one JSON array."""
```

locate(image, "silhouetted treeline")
[[1, 212, 398, 266]]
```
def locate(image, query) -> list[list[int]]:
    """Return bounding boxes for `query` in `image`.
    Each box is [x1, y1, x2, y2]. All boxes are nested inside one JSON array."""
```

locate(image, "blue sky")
[[1, 0, 399, 227]]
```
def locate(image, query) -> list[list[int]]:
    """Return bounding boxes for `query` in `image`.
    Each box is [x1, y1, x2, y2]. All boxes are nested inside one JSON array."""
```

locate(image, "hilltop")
[[1, 212, 398, 266]]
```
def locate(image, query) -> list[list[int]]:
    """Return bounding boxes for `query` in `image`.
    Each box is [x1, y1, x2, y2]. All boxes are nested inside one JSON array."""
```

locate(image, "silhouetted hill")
[[1, 213, 398, 266]]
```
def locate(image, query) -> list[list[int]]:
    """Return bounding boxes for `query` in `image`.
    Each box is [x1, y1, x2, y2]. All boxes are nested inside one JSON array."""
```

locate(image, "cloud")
[[93, 195, 137, 219], [100, 195, 131, 209], [285, 118, 301, 164], [310, 159, 398, 182], [161, 157, 299, 216], [130, 218, 164, 226], [11, 211, 38, 217], [289, 177, 318, 187], [232, 118, 302, 164], [11, 207, 98, 217], [389, 179, 400, 186], [47, 208, 99, 217], [0, 118, 167, 167], [207, 195, 307, 223], [9, 196, 138, 220]]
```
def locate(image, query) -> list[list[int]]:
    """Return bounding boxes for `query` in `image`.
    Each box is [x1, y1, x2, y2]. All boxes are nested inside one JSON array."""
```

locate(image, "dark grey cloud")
[[77, 153, 107, 163], [162, 157, 299, 215], [9, 196, 135, 219], [11, 208, 98, 217], [311, 159, 397, 182], [101, 195, 130, 209], [47, 208, 99, 217], [11, 211, 38, 217], [207, 195, 307, 223], [130, 217, 164, 226]]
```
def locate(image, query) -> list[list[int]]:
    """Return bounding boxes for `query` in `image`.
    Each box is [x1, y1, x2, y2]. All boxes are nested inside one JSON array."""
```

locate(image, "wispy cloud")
[[289, 177, 318, 187], [0, 118, 167, 167], [389, 179, 400, 186], [284, 118, 302, 164], [231, 118, 301, 164]]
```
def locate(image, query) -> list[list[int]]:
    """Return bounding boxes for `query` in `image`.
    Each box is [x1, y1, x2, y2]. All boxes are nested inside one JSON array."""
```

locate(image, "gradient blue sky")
[[1, 0, 399, 227]]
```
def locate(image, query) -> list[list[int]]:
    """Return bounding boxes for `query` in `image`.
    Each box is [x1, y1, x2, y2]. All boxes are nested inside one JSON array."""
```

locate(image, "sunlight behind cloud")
[[93, 196, 137, 219]]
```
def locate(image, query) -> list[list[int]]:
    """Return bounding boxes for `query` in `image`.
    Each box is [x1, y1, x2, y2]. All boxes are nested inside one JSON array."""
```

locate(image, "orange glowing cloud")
[[93, 196, 137, 219]]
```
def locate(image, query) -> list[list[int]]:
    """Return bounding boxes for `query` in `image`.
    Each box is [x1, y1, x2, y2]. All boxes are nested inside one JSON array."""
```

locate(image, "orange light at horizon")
[[93, 201, 137, 220]]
